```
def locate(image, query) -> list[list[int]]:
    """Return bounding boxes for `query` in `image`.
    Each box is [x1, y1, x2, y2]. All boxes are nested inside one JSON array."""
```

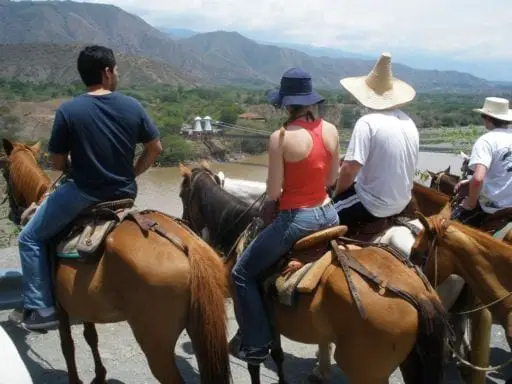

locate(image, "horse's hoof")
[[90, 379, 106, 384]]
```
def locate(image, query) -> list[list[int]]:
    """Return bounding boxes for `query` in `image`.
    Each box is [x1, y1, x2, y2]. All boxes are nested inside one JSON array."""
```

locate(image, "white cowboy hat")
[[473, 97, 512, 122], [340, 52, 416, 110]]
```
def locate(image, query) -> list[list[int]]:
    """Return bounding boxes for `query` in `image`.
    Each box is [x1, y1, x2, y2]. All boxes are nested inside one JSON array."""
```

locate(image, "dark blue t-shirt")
[[48, 92, 159, 200]]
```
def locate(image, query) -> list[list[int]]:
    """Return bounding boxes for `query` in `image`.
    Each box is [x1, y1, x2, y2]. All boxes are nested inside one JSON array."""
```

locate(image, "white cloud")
[[75, 0, 512, 60]]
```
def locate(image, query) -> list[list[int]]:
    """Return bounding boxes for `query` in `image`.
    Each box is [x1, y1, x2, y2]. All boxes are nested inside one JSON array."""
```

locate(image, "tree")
[[219, 105, 240, 124]]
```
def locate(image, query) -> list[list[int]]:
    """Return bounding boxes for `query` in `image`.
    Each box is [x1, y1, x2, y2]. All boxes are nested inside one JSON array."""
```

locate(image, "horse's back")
[[321, 246, 434, 323], [57, 211, 195, 322], [104, 211, 192, 291]]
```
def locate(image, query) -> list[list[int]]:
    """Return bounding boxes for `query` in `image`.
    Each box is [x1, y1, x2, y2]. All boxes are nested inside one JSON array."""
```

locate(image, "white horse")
[[0, 326, 33, 383]]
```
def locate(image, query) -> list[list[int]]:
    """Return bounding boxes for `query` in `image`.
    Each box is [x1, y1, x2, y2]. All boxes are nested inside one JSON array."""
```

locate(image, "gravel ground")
[[0, 246, 511, 383]]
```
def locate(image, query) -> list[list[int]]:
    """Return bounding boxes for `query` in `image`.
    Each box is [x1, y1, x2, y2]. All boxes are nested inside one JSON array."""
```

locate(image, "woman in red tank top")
[[232, 68, 340, 364]]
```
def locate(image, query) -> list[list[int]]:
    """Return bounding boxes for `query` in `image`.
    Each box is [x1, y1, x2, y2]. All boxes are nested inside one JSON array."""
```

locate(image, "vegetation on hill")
[[0, 43, 200, 87], [1, 79, 510, 166]]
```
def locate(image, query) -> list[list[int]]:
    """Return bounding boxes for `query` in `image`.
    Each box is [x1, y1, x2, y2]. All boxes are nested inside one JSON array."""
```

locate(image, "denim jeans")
[[19, 180, 99, 309], [231, 201, 339, 348]]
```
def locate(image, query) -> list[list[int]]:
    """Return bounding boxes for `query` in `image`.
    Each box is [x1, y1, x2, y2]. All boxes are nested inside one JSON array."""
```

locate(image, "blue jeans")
[[19, 180, 99, 309], [232, 202, 339, 348]]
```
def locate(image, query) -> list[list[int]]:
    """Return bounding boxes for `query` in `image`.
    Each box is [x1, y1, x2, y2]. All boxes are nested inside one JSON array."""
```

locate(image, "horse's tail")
[[413, 294, 450, 384], [186, 243, 231, 384]]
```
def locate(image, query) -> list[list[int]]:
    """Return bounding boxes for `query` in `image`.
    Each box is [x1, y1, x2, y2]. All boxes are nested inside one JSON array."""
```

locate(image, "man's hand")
[[460, 196, 476, 210], [453, 179, 469, 194], [134, 138, 162, 177]]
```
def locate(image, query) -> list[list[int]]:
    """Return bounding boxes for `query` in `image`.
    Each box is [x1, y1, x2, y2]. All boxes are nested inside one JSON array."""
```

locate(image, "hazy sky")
[[81, 0, 511, 60]]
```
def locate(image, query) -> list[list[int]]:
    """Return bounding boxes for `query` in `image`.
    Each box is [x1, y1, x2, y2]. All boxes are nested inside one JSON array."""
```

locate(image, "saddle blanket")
[[56, 207, 137, 260], [263, 243, 361, 307]]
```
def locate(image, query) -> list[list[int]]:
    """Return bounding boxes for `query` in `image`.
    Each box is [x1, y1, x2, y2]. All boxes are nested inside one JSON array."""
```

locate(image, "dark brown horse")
[[179, 163, 451, 384], [1, 139, 230, 384]]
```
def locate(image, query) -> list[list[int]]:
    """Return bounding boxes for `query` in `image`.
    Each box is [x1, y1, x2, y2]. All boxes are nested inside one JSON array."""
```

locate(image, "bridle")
[[180, 167, 266, 247]]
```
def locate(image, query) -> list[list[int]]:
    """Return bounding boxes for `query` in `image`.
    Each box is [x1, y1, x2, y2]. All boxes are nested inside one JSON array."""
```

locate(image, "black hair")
[[77, 45, 116, 87], [283, 105, 316, 127]]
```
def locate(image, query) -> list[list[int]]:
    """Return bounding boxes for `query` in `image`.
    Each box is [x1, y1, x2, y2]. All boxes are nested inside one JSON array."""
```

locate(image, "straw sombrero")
[[473, 97, 512, 122], [340, 52, 416, 110]]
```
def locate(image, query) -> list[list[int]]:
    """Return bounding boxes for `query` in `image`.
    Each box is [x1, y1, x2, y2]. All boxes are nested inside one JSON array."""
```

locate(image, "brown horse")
[[411, 213, 512, 384], [0, 139, 230, 384], [179, 163, 451, 384]]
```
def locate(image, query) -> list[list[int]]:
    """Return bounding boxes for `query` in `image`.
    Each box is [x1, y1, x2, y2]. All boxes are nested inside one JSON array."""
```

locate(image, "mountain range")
[[163, 27, 512, 83], [0, 0, 510, 93]]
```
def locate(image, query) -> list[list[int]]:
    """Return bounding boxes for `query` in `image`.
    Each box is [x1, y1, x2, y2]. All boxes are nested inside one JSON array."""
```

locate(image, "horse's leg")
[[309, 342, 333, 383], [130, 320, 183, 384], [270, 335, 286, 384], [83, 322, 107, 384], [58, 310, 82, 384], [245, 332, 284, 384], [248, 363, 261, 384], [399, 350, 422, 384], [332, 340, 390, 384]]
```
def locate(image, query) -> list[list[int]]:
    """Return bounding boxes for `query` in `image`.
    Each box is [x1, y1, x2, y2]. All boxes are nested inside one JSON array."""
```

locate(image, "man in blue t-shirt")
[[12, 45, 162, 331]]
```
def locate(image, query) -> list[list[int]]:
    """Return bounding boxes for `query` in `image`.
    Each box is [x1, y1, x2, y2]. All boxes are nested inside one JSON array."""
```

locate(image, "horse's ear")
[[200, 160, 210, 170], [30, 141, 41, 153], [179, 163, 191, 177], [444, 166, 451, 174], [415, 211, 434, 237], [427, 170, 436, 179], [2, 138, 13, 156], [215, 171, 225, 186]]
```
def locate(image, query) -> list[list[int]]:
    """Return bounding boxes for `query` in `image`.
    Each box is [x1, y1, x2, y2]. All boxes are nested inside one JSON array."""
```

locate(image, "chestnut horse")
[[411, 213, 512, 384], [0, 139, 230, 384], [179, 163, 451, 384]]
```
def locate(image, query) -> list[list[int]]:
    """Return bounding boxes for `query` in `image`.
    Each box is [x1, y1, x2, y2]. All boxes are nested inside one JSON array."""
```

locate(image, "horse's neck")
[[11, 153, 50, 206], [447, 231, 512, 314], [412, 183, 449, 216]]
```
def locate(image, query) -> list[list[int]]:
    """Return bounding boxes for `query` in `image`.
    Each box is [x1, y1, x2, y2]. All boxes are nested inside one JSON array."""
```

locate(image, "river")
[[122, 151, 464, 217]]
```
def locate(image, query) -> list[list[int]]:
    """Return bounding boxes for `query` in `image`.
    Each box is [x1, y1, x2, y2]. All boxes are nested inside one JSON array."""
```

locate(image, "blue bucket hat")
[[266, 68, 325, 108]]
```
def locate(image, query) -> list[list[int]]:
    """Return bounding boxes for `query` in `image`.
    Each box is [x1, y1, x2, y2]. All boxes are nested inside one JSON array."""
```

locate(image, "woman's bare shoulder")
[[322, 120, 339, 135]]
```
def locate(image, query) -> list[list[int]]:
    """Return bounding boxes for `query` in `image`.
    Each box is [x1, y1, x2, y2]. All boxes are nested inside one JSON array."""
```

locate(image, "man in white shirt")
[[333, 52, 419, 229], [452, 97, 512, 227]]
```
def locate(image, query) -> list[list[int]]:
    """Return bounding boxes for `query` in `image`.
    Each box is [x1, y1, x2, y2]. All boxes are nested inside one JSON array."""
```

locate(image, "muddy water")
[[122, 151, 463, 217]]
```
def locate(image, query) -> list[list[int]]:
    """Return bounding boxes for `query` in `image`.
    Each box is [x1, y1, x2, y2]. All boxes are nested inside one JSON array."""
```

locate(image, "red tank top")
[[279, 119, 332, 210]]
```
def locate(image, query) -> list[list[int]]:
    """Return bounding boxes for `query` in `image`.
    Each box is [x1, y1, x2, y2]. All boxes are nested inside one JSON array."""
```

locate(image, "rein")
[[421, 219, 512, 372], [433, 172, 446, 192], [186, 167, 266, 247]]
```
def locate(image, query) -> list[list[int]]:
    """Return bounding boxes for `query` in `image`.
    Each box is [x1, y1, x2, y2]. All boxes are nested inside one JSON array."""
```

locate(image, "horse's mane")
[[188, 166, 261, 251], [431, 215, 512, 258], [8, 149, 51, 206]]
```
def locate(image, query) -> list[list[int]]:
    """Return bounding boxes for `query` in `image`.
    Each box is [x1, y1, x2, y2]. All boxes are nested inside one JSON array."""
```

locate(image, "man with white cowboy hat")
[[332, 52, 419, 228], [452, 97, 512, 226]]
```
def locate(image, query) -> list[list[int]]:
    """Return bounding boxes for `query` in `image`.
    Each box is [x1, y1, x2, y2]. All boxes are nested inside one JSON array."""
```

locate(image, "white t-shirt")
[[468, 127, 512, 213], [345, 109, 419, 217]]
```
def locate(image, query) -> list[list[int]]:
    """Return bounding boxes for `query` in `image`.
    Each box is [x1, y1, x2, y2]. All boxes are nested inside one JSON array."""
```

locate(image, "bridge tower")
[[203, 116, 213, 133], [193, 116, 203, 132]]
